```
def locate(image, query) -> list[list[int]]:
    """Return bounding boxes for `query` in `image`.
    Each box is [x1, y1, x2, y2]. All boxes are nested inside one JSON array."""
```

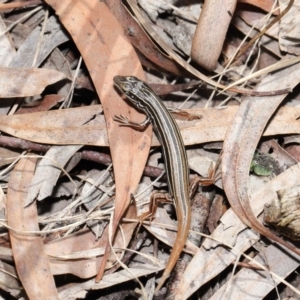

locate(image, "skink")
[[113, 75, 191, 292]]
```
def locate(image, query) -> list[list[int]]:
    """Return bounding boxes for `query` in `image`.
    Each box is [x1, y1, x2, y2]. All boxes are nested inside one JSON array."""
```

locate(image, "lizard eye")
[[121, 83, 132, 92]]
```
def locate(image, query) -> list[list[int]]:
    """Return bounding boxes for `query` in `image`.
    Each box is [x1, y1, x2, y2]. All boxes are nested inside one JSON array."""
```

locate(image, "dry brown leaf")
[[177, 162, 300, 299], [144, 208, 198, 257], [278, 0, 300, 55], [6, 14, 71, 100], [0, 260, 21, 296], [45, 201, 137, 279], [0, 105, 106, 146], [232, 11, 281, 58], [0, 105, 300, 147], [0, 1, 42, 11], [43, 0, 151, 280], [264, 139, 297, 170], [45, 229, 106, 278], [126, 0, 285, 96], [210, 243, 299, 299], [238, 0, 278, 14], [0, 67, 68, 97], [7, 157, 58, 299], [222, 61, 300, 261], [126, 0, 228, 91], [206, 195, 224, 233], [26, 145, 82, 205], [0, 1, 299, 297], [9, 15, 69, 69], [286, 144, 300, 161], [0, 17, 16, 66], [0, 147, 21, 168], [57, 264, 163, 300], [106, 0, 182, 75], [16, 94, 64, 114], [191, 0, 237, 71], [238, 8, 279, 38]]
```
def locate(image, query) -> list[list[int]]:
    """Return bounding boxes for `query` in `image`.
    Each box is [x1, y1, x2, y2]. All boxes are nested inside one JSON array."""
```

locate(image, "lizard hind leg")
[[137, 192, 173, 234]]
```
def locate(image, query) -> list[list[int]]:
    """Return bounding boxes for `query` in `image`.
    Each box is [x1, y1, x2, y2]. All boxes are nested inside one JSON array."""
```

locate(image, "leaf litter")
[[0, 0, 299, 299]]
